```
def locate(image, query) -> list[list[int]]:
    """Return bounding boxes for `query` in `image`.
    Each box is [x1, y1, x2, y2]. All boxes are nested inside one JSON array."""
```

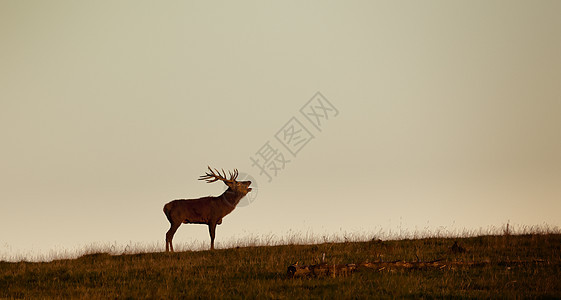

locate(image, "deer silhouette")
[[163, 167, 252, 252]]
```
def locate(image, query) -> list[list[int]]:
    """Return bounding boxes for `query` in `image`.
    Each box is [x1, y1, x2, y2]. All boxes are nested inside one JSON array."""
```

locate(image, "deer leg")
[[208, 222, 217, 250], [166, 222, 180, 252]]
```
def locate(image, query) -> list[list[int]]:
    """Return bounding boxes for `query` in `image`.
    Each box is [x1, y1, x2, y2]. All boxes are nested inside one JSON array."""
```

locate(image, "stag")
[[163, 166, 252, 252]]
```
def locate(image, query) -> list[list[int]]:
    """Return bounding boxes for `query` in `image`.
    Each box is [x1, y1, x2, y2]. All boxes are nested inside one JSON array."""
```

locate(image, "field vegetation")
[[1, 226, 560, 298]]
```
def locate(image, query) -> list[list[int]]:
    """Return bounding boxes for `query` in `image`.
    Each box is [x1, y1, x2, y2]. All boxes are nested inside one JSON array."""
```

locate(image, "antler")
[[199, 166, 239, 183]]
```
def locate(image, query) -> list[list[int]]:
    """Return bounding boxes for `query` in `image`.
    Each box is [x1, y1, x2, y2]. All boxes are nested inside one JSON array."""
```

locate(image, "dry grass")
[[1, 227, 561, 298]]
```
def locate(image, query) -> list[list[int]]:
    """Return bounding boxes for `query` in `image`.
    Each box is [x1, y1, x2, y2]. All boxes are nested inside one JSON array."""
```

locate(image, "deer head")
[[198, 166, 252, 196]]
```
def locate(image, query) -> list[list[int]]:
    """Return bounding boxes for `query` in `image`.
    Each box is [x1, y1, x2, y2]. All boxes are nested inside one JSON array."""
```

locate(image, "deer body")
[[163, 167, 251, 252]]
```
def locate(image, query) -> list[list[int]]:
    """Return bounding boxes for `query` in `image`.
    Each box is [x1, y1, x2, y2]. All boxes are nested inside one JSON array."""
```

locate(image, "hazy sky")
[[1, 1, 560, 260]]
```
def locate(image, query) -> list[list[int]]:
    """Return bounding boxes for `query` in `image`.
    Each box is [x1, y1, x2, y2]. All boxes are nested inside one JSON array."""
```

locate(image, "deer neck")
[[219, 188, 246, 208]]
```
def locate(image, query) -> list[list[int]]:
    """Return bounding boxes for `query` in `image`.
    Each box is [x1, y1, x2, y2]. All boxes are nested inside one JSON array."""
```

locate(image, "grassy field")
[[1, 233, 560, 298]]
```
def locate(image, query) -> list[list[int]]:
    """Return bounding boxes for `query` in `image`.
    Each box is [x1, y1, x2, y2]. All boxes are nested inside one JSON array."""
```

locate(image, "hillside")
[[1, 234, 560, 298]]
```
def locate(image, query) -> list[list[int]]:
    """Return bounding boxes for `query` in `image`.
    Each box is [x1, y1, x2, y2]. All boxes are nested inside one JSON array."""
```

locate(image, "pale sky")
[[1, 1, 560, 260]]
